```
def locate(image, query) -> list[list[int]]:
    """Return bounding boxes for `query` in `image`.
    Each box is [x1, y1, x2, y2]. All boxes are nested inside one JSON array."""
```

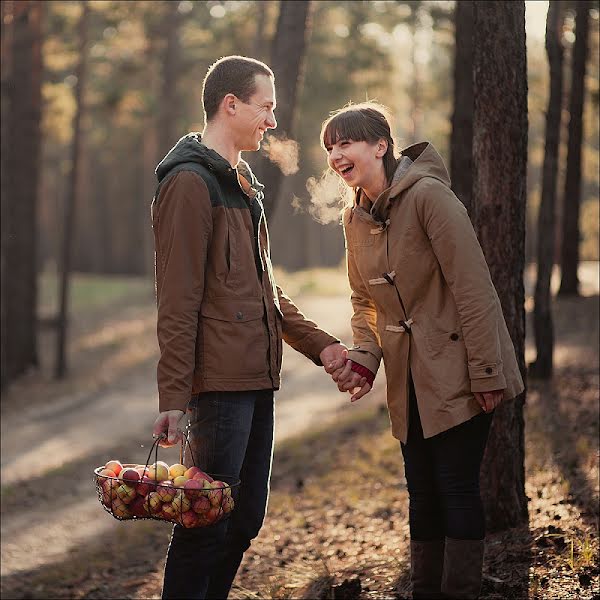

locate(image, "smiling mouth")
[[339, 165, 354, 177]]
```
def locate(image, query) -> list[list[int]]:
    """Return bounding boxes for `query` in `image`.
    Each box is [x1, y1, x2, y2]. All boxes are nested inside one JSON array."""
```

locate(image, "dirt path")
[[1, 263, 597, 598]]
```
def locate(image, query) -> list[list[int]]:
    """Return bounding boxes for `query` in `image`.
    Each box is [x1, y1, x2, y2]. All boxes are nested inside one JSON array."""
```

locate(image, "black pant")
[[162, 390, 275, 600], [400, 380, 493, 541]]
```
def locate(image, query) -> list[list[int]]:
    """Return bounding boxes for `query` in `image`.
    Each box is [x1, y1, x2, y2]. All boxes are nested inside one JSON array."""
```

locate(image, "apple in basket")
[[143, 491, 163, 514], [221, 495, 235, 514], [129, 496, 147, 517], [137, 475, 157, 497], [156, 481, 176, 503], [104, 460, 123, 476], [116, 483, 137, 504], [169, 463, 187, 479], [147, 461, 170, 482], [192, 496, 210, 515], [172, 490, 192, 515], [112, 496, 132, 518]]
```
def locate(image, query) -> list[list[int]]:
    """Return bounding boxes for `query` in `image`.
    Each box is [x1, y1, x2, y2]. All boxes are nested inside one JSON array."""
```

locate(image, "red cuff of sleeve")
[[350, 361, 375, 386]]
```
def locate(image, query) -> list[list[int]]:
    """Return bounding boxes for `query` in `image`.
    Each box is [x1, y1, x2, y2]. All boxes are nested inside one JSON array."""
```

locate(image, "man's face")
[[234, 74, 277, 151]]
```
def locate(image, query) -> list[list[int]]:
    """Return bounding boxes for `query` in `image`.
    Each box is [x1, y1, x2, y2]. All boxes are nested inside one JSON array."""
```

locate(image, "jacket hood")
[[155, 132, 264, 192], [369, 141, 451, 222]]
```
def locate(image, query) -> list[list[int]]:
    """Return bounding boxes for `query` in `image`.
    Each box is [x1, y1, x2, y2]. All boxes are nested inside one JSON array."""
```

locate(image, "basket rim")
[[93, 465, 240, 487]]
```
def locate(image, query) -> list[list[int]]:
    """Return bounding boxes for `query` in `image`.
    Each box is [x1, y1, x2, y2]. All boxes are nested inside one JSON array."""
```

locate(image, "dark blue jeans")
[[401, 379, 493, 541], [162, 390, 274, 600]]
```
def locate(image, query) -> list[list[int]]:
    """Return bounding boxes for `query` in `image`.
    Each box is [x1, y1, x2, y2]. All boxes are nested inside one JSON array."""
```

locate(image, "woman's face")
[[325, 138, 384, 188]]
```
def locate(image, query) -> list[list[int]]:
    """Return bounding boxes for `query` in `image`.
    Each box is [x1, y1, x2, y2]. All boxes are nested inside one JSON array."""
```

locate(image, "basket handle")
[[142, 430, 197, 475]]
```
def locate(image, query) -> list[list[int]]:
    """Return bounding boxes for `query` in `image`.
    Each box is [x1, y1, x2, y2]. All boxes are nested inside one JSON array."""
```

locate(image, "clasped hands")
[[320, 343, 372, 403]]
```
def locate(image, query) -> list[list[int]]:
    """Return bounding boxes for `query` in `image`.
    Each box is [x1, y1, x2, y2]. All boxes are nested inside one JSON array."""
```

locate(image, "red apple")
[[137, 475, 156, 497], [182, 510, 199, 528], [192, 496, 210, 514], [129, 496, 147, 517], [192, 470, 214, 483], [161, 502, 176, 521], [184, 479, 204, 500], [207, 481, 225, 507], [105, 460, 123, 476], [156, 481, 176, 503], [98, 468, 117, 478], [120, 468, 141, 485], [204, 506, 222, 525]]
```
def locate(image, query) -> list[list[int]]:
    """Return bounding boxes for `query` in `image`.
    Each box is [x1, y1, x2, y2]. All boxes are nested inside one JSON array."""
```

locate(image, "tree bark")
[[256, 0, 313, 219], [450, 0, 474, 215], [1, 1, 43, 389], [531, 1, 565, 379], [55, 0, 89, 378], [558, 1, 590, 296], [472, 1, 529, 532]]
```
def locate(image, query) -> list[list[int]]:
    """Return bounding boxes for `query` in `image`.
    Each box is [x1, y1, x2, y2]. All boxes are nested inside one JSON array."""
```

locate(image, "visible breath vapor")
[[293, 170, 350, 225], [260, 136, 299, 175]]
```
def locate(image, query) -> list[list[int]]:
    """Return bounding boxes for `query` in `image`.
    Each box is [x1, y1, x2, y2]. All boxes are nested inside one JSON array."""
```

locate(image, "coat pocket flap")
[[201, 298, 264, 322], [468, 363, 501, 379]]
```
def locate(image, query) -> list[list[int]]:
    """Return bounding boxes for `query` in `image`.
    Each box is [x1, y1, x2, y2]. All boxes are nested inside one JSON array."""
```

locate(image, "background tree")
[[251, 0, 314, 219], [55, 0, 90, 378], [1, 1, 44, 389], [450, 0, 474, 214], [558, 1, 591, 296], [531, 1, 566, 380], [472, 0, 529, 532]]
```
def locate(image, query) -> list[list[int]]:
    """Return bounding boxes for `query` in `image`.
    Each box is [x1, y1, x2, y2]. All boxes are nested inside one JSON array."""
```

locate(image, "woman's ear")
[[376, 138, 388, 158]]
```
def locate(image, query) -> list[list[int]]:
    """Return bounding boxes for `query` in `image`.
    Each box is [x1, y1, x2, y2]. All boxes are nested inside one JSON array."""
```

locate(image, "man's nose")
[[266, 112, 277, 129]]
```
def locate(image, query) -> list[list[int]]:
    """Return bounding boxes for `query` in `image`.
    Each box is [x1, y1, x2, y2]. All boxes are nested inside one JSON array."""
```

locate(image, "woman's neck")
[[361, 166, 389, 203]]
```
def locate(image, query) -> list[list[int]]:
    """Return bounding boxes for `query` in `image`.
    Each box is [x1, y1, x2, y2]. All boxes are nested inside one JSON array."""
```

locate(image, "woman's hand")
[[334, 359, 372, 402], [473, 390, 503, 413]]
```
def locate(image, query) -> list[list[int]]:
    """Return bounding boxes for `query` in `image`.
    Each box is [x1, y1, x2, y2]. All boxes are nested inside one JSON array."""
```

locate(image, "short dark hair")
[[321, 101, 399, 183], [202, 55, 274, 122]]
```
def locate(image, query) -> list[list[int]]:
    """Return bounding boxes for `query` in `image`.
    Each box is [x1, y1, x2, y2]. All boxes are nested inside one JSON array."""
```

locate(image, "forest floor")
[[1, 264, 598, 600]]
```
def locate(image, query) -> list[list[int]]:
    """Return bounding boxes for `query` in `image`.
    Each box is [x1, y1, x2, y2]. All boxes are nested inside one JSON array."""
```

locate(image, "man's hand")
[[320, 343, 348, 374], [332, 359, 372, 402], [152, 410, 185, 447], [473, 390, 503, 413]]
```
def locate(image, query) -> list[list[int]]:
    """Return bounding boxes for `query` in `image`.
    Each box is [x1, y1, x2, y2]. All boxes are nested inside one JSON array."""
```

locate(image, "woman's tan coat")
[[344, 142, 524, 443]]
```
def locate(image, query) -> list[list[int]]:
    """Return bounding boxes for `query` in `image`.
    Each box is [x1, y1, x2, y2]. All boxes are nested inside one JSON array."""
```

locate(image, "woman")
[[321, 102, 524, 599]]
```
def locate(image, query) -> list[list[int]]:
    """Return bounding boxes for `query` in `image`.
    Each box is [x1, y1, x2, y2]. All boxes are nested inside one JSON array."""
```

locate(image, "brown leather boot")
[[440, 537, 484, 599], [410, 539, 445, 599]]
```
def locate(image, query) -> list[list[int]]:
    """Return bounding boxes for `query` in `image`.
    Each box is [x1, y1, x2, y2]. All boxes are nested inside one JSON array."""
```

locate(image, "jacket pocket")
[[200, 299, 268, 380], [424, 329, 470, 403]]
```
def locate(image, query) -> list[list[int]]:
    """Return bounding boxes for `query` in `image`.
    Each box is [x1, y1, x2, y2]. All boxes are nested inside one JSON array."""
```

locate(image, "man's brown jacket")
[[152, 133, 338, 413]]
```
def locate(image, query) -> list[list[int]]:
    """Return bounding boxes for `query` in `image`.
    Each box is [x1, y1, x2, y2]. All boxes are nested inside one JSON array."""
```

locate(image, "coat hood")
[[369, 141, 451, 223], [155, 132, 264, 193]]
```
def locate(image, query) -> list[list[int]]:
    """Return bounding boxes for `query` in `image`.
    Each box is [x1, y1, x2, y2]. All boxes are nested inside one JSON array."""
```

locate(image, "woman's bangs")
[[322, 112, 371, 148]]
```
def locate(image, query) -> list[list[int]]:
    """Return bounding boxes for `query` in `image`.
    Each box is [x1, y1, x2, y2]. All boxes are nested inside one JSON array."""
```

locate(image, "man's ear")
[[223, 93, 236, 116], [376, 138, 388, 158]]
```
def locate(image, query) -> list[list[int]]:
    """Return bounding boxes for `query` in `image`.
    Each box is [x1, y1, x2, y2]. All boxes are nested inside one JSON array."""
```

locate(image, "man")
[[151, 55, 350, 599]]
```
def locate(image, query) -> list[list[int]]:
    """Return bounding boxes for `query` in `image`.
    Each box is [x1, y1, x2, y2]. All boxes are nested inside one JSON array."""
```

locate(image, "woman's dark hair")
[[202, 55, 274, 122], [320, 101, 399, 183]]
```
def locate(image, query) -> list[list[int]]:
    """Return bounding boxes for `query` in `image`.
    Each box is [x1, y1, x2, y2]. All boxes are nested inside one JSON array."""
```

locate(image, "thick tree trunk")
[[558, 2, 590, 296], [450, 0, 474, 215], [256, 0, 313, 219], [1, 1, 43, 388], [531, 2, 565, 379], [55, 0, 89, 378], [472, 1, 529, 532]]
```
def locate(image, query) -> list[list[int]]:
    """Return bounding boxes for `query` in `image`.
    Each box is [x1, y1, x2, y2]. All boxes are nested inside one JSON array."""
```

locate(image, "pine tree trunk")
[[472, 0, 529, 532], [256, 0, 313, 219], [531, 1, 565, 379], [55, 0, 89, 378], [450, 0, 474, 215], [1, 0, 43, 388], [558, 2, 590, 296]]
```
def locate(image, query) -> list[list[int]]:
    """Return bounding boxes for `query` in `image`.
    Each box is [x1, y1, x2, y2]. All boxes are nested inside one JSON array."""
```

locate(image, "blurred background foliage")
[[35, 0, 599, 275]]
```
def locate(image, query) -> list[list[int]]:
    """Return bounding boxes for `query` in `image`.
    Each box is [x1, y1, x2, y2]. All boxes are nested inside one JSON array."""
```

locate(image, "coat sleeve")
[[276, 286, 339, 365], [154, 171, 213, 413], [415, 178, 507, 393], [344, 216, 383, 377]]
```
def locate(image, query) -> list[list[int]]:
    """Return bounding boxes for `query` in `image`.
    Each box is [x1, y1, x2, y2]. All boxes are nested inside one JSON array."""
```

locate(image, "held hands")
[[473, 390, 503, 413], [320, 343, 372, 403], [152, 409, 185, 447]]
